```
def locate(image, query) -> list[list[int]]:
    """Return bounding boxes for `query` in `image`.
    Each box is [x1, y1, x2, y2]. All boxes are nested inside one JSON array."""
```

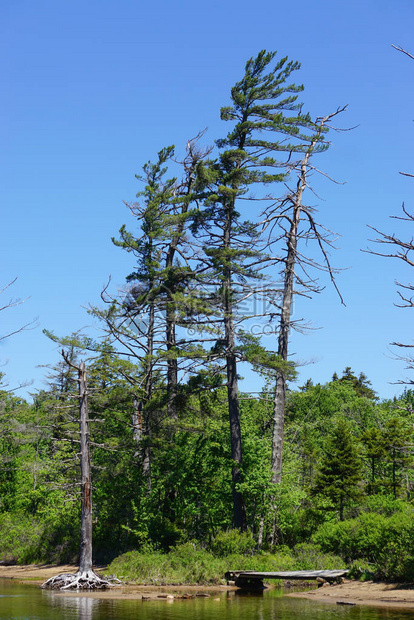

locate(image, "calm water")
[[1, 580, 414, 620]]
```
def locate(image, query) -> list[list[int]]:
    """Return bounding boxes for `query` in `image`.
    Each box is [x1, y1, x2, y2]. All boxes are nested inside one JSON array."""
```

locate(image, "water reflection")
[[0, 581, 414, 620], [47, 593, 99, 620]]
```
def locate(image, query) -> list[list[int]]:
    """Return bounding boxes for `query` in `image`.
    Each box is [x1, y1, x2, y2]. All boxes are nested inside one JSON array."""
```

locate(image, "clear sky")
[[2, 0, 414, 400]]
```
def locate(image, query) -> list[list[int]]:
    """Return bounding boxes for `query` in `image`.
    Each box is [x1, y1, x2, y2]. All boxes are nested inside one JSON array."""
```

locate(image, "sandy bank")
[[289, 579, 414, 609], [0, 564, 231, 599], [0, 564, 78, 583]]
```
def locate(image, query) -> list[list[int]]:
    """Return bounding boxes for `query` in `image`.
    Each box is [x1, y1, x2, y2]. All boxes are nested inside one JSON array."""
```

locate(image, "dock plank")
[[225, 569, 349, 587]]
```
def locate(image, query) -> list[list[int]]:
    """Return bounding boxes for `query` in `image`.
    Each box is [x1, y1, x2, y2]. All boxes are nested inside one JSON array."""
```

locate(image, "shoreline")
[[288, 579, 414, 609], [0, 564, 234, 600], [2, 565, 414, 608]]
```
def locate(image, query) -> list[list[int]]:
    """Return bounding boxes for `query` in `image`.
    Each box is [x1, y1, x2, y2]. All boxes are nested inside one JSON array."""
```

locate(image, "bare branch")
[[392, 44, 414, 61], [0, 279, 38, 343]]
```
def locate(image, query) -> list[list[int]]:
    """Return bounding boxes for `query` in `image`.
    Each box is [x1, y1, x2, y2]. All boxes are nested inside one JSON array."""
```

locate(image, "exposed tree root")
[[41, 569, 119, 590]]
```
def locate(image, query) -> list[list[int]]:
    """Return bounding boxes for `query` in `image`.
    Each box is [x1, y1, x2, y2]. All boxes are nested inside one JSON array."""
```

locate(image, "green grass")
[[107, 542, 345, 585]]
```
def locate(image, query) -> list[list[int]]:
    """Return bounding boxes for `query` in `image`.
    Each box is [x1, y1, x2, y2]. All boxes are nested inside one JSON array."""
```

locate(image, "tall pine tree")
[[312, 418, 361, 521]]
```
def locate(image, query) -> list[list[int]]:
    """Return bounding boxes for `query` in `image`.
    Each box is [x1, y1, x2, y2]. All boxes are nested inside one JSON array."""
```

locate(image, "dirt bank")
[[289, 579, 414, 609], [0, 564, 77, 583], [0, 564, 231, 599]]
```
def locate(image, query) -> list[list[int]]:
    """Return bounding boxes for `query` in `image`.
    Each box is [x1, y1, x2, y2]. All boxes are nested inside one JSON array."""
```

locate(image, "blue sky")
[[1, 0, 414, 399]]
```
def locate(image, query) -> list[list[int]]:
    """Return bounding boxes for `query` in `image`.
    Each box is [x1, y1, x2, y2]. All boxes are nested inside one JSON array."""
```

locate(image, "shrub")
[[108, 541, 347, 585], [313, 513, 387, 563], [314, 507, 414, 581], [0, 513, 44, 564], [209, 529, 255, 557], [292, 543, 345, 570], [108, 545, 228, 585], [347, 560, 375, 581], [0, 508, 80, 565]]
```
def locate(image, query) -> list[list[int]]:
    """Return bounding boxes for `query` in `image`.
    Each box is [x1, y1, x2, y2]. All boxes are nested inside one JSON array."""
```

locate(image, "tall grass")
[[107, 541, 344, 585]]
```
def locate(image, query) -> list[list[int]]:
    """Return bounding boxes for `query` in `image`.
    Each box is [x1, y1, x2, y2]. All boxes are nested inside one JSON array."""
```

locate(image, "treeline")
[[1, 364, 414, 581]]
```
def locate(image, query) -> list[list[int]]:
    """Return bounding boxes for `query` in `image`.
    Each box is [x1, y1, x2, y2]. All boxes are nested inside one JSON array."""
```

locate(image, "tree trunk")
[[78, 361, 92, 574], [257, 514, 265, 550], [165, 301, 178, 421], [270, 205, 299, 483], [132, 398, 143, 444], [271, 371, 286, 484], [42, 358, 112, 589], [142, 295, 155, 490], [164, 138, 200, 422], [392, 447, 396, 499], [271, 148, 313, 484], [223, 208, 246, 531], [226, 341, 246, 530]]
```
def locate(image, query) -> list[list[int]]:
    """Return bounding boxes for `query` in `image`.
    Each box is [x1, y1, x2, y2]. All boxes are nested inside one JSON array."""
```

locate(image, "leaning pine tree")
[[192, 50, 343, 530]]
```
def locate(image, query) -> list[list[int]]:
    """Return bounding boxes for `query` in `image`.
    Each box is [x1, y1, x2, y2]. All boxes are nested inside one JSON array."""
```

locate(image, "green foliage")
[[313, 506, 414, 581], [291, 543, 345, 571], [0, 509, 79, 565], [3, 357, 414, 580], [347, 560, 376, 581], [0, 513, 45, 564], [361, 494, 409, 517], [333, 367, 377, 400], [314, 512, 389, 562], [312, 417, 362, 520], [3, 364, 414, 581], [107, 543, 343, 585], [209, 529, 255, 557], [108, 545, 227, 585]]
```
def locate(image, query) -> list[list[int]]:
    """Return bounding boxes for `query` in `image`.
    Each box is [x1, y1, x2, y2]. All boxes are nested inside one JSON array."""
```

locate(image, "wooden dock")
[[225, 569, 349, 589]]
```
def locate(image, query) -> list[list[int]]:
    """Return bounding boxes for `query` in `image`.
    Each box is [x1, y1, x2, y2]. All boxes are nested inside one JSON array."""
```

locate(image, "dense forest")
[[2, 50, 414, 584]]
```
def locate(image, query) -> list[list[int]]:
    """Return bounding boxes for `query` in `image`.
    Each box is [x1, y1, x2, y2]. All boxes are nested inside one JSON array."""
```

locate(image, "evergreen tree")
[[383, 417, 412, 499], [337, 367, 377, 399], [361, 427, 386, 493], [312, 418, 361, 520], [191, 50, 309, 529], [91, 142, 209, 485]]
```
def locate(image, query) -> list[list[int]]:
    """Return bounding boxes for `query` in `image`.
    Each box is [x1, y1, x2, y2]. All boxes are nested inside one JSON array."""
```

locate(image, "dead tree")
[[0, 278, 37, 344], [42, 355, 112, 590], [364, 46, 414, 380], [366, 206, 414, 378], [0, 278, 38, 391], [264, 107, 347, 486]]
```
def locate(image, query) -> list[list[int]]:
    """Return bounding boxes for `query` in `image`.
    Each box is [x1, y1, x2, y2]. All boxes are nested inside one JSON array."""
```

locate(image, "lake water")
[[1, 580, 414, 620]]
